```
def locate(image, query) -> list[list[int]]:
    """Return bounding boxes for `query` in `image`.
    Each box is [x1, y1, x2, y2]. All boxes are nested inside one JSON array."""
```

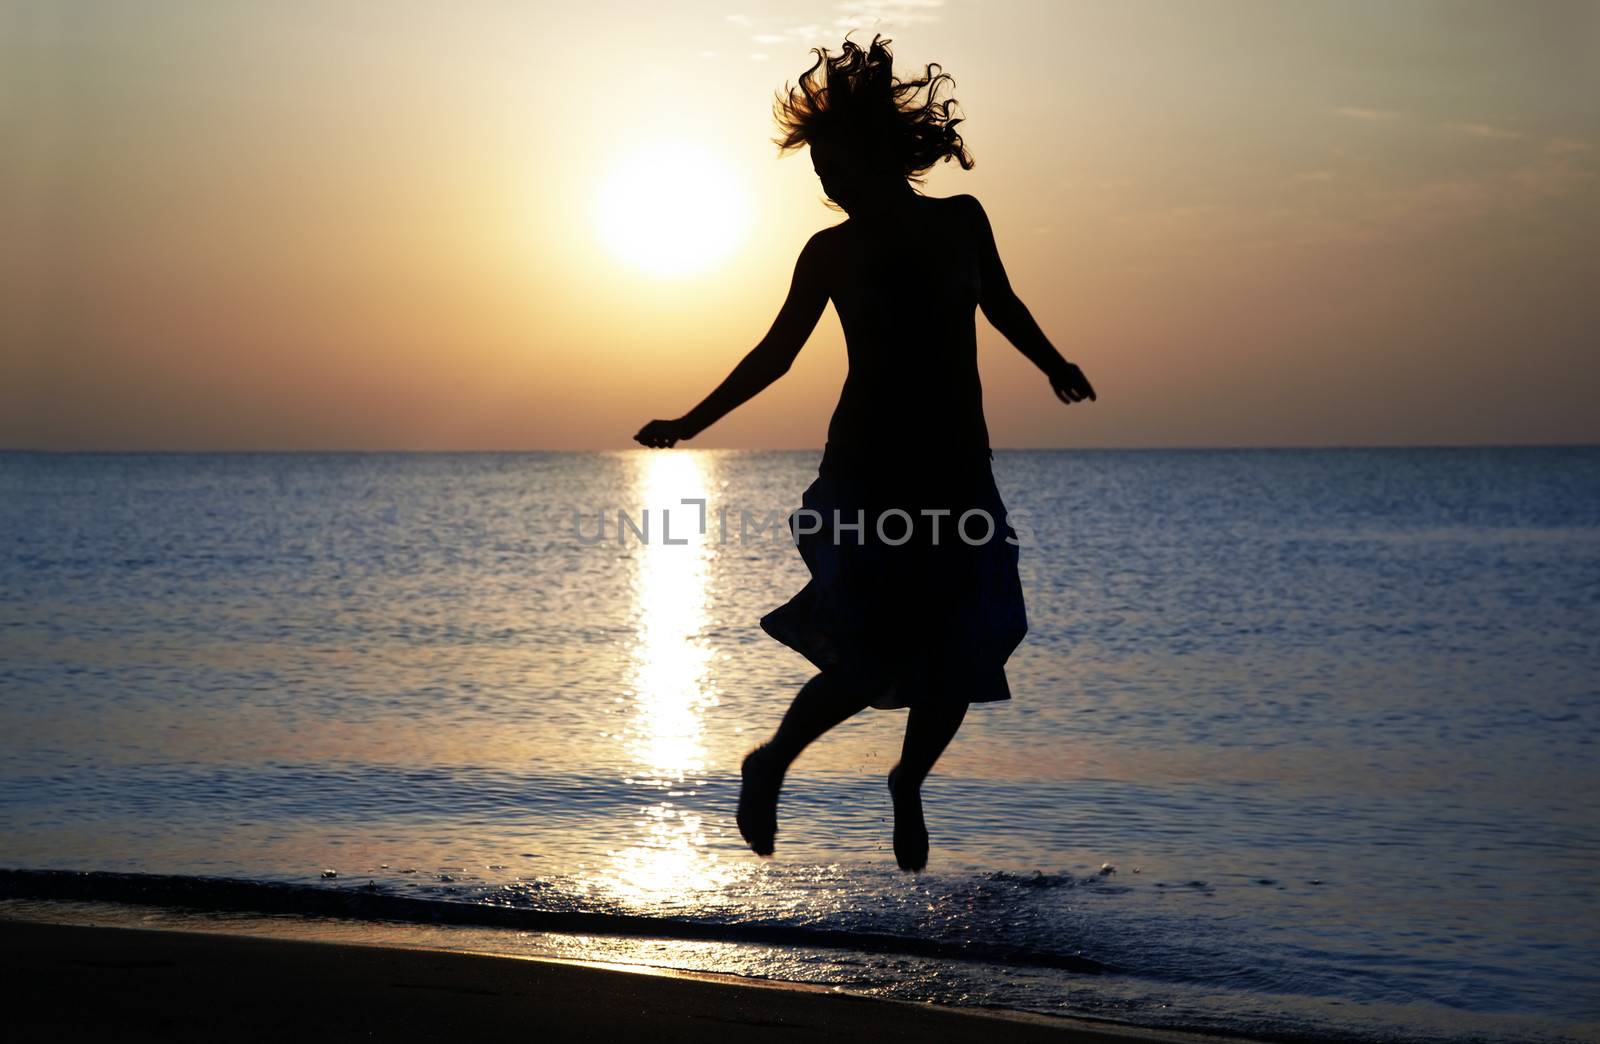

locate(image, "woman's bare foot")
[[887, 766, 928, 872], [737, 745, 784, 856]]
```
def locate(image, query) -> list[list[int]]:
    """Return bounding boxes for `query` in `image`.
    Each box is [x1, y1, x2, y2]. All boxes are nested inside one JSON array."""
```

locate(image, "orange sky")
[[3, 1, 1597, 450]]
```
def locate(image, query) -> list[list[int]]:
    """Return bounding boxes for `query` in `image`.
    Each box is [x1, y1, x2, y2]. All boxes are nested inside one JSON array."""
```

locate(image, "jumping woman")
[[635, 36, 1096, 871]]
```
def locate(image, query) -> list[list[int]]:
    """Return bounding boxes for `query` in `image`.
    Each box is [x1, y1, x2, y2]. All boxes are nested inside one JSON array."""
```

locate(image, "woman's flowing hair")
[[774, 35, 973, 180]]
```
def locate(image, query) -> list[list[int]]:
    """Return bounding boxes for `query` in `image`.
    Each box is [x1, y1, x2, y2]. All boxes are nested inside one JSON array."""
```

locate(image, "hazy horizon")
[[6, 442, 1599, 456], [5, 0, 1597, 451]]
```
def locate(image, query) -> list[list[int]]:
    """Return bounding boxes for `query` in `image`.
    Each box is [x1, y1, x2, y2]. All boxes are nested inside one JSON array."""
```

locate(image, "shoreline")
[[0, 868, 1111, 974], [0, 912, 1262, 1044]]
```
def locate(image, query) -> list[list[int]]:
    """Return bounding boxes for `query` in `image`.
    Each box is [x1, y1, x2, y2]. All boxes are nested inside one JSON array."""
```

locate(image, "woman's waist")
[[825, 403, 990, 455], [816, 441, 997, 501], [820, 440, 993, 465]]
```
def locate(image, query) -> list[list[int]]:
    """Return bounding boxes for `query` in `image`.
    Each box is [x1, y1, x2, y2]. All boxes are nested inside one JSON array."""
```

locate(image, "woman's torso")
[[815, 195, 991, 462]]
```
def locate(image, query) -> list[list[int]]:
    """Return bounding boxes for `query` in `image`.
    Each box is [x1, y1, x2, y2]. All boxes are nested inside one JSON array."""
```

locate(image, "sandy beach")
[[0, 916, 1253, 1043]]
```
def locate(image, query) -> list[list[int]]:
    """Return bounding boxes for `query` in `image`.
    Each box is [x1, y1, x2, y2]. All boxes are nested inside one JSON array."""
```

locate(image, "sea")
[[1, 448, 1596, 1043]]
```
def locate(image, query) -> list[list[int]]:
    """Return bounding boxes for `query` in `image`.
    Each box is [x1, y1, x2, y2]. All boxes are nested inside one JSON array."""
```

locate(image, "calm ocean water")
[[2, 448, 1597, 1042]]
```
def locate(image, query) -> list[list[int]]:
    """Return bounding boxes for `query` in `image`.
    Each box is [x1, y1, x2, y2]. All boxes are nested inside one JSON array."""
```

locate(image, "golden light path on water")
[[601, 450, 736, 905]]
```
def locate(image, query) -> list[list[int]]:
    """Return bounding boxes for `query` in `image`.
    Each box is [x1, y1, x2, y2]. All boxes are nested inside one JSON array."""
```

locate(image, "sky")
[[3, 0, 1597, 450]]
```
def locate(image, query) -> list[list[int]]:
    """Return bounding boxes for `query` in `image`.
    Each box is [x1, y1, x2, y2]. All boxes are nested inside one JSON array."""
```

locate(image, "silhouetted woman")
[[635, 37, 1095, 871]]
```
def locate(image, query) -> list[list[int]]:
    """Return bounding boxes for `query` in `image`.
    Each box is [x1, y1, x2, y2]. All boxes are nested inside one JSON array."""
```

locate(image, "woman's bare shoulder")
[[921, 193, 988, 233], [925, 193, 985, 213], [801, 220, 853, 259], [814, 217, 854, 240], [918, 194, 989, 245]]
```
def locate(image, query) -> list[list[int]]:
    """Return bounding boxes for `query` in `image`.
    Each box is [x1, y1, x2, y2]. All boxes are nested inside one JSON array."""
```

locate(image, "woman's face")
[[809, 139, 860, 210]]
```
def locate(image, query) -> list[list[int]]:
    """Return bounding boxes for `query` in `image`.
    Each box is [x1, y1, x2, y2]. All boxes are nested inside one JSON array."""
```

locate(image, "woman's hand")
[[1050, 363, 1097, 406], [634, 418, 693, 449]]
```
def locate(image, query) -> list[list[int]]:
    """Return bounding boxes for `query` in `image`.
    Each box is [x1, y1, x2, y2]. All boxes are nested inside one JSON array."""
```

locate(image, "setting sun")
[[595, 143, 748, 276]]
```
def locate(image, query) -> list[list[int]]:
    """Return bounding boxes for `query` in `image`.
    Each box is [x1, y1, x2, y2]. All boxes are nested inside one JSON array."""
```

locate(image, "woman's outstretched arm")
[[963, 195, 1096, 406], [635, 234, 831, 448]]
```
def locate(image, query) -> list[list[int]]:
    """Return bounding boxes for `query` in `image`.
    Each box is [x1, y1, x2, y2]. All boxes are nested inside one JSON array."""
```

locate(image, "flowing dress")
[[759, 445, 1027, 709]]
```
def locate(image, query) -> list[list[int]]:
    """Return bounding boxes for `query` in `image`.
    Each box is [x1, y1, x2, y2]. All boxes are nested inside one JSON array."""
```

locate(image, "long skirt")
[[759, 446, 1028, 709]]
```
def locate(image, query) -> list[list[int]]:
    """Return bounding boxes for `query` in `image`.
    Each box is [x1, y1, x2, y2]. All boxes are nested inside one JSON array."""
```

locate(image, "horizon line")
[[3, 442, 1597, 455]]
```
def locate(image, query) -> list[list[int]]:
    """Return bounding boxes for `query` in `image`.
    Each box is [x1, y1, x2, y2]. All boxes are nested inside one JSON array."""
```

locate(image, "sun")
[[595, 143, 747, 275]]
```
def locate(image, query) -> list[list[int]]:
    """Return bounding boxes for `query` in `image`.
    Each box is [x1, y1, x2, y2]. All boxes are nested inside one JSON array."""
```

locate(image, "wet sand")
[[0, 917, 1247, 1043]]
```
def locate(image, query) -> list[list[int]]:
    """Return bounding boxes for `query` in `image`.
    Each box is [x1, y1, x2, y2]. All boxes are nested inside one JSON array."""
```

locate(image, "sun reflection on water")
[[604, 450, 735, 904]]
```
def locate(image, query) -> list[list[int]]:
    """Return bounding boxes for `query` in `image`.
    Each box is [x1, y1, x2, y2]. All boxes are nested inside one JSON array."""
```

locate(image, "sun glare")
[[596, 144, 747, 275], [593, 450, 734, 904]]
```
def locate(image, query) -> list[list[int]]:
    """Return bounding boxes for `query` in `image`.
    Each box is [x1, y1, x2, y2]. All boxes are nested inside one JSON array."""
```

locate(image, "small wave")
[[984, 870, 1080, 889], [0, 868, 1113, 975]]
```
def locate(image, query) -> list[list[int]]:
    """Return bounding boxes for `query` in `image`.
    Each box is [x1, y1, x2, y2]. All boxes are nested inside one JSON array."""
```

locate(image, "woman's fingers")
[[1051, 367, 1097, 405], [634, 421, 681, 448]]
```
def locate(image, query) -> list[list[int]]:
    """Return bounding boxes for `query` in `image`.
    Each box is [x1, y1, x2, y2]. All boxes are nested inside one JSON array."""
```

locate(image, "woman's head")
[[775, 36, 973, 211]]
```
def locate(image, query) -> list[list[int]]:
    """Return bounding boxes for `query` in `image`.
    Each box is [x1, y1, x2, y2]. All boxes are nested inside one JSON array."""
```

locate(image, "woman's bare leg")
[[738, 672, 872, 856], [887, 700, 968, 871]]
